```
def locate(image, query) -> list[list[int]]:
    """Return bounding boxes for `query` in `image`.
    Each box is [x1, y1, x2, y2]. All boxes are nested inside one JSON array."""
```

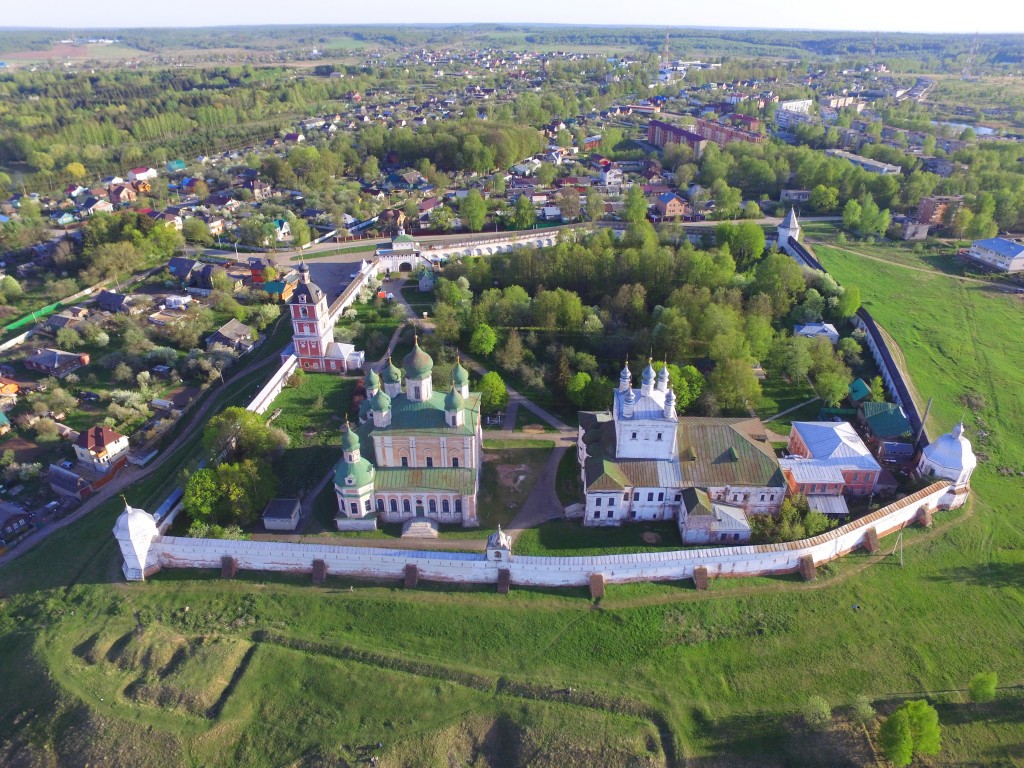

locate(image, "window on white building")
[[658, 492, 664, 501], [647, 492, 654, 502], [426, 457, 433, 468], [595, 497, 602, 506], [593, 510, 600, 519], [633, 492, 639, 501], [376, 498, 384, 512], [656, 433, 662, 441], [429, 499, 436, 513], [452, 457, 459, 467], [608, 497, 615, 507], [442, 499, 450, 513], [364, 499, 371, 512], [631, 432, 637, 440], [455, 499, 463, 514], [401, 457, 408, 467], [350, 502, 358, 514], [402, 499, 410, 513], [390, 499, 398, 512]]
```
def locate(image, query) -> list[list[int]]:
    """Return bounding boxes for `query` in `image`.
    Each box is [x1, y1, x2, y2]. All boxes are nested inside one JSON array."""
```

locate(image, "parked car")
[[59, 460, 74, 470]]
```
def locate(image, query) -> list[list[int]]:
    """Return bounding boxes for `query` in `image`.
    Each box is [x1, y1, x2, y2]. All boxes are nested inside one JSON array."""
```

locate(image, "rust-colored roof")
[[76, 425, 126, 452]]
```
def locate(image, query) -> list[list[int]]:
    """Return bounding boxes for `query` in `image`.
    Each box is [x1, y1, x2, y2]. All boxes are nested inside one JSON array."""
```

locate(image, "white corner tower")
[[918, 422, 977, 509], [777, 207, 801, 257], [113, 501, 161, 581]]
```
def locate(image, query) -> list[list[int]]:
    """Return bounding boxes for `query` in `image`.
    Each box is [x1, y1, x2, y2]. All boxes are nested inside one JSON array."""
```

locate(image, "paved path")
[[458, 353, 572, 432], [505, 445, 570, 539], [0, 323, 291, 567]]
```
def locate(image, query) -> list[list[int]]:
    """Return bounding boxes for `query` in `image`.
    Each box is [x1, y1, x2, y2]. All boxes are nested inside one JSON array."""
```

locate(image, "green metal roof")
[[860, 401, 912, 439], [381, 390, 481, 436], [675, 417, 785, 488], [453, 359, 469, 386], [334, 456, 375, 490], [382, 357, 402, 384], [848, 378, 870, 402], [681, 487, 712, 516], [365, 368, 381, 390], [374, 466, 476, 496]]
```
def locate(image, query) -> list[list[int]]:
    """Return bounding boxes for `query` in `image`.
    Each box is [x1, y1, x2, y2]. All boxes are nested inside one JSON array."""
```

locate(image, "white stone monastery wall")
[[134, 482, 956, 586], [246, 355, 299, 415]]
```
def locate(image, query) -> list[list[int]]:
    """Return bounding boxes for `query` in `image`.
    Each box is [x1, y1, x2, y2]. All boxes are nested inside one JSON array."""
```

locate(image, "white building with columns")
[[335, 342, 483, 528], [577, 360, 786, 529]]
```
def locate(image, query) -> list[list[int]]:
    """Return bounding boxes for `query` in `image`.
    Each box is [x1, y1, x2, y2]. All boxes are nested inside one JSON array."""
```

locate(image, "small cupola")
[[365, 367, 381, 396], [619, 360, 632, 392], [445, 383, 465, 427], [341, 418, 361, 462], [641, 357, 656, 396], [452, 355, 470, 398]]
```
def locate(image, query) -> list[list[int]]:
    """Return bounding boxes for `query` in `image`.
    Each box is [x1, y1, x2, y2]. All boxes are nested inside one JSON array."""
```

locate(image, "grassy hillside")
[[1, 239, 1023, 766]]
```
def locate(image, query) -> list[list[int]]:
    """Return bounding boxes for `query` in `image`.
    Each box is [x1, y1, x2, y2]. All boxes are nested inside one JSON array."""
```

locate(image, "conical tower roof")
[[780, 206, 799, 229]]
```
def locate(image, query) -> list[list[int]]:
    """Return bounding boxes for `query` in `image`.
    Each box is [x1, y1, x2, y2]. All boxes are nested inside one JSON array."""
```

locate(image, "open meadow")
[[1, 237, 1023, 766]]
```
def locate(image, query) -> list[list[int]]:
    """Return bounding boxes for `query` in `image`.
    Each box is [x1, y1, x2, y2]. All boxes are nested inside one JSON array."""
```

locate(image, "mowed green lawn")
[[0, 239, 1023, 766]]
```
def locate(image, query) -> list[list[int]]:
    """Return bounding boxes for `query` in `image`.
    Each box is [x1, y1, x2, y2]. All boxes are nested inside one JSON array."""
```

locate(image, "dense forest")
[[429, 223, 864, 417]]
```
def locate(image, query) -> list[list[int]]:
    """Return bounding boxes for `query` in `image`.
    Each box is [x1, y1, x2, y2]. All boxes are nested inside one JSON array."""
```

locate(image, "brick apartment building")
[[690, 117, 766, 147], [647, 120, 708, 159], [916, 195, 963, 226]]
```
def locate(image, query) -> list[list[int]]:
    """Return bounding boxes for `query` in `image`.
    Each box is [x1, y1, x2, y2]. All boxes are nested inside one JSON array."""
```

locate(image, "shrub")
[[803, 695, 832, 730], [851, 694, 875, 725], [968, 671, 997, 703]]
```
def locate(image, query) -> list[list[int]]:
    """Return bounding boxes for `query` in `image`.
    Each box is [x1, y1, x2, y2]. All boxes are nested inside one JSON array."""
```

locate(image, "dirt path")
[[762, 396, 820, 424], [805, 239, 998, 288]]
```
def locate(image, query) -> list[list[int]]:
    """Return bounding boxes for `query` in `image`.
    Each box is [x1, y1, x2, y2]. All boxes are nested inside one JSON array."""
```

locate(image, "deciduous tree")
[[478, 371, 508, 414]]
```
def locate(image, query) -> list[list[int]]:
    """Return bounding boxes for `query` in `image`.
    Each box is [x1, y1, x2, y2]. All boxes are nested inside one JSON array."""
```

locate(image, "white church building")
[[577, 360, 786, 537]]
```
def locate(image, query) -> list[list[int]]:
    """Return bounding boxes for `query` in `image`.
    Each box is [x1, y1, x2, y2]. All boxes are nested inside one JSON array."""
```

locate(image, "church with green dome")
[[334, 338, 483, 528]]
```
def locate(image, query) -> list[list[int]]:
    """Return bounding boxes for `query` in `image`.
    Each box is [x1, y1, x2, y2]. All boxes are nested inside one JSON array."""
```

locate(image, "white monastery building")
[[577, 360, 785, 538]]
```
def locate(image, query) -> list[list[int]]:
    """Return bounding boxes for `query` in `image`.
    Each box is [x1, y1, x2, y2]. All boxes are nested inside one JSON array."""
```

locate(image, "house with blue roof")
[[968, 237, 1024, 273], [655, 191, 688, 219]]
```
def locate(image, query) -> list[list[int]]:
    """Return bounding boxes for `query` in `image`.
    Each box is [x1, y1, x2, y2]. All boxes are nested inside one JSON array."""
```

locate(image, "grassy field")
[[267, 372, 357, 497], [1, 232, 1023, 766]]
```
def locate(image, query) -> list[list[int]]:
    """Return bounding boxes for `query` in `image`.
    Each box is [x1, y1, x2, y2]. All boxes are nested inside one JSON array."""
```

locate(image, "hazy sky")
[[3, 0, 1023, 35]]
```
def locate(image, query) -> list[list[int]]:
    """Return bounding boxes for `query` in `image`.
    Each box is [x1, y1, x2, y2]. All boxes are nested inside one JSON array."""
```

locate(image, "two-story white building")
[[74, 425, 130, 474], [967, 237, 1024, 273], [577, 360, 786, 530]]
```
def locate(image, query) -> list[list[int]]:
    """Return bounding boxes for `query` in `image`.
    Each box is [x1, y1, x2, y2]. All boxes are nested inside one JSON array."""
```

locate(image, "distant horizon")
[[0, 1, 1021, 36]]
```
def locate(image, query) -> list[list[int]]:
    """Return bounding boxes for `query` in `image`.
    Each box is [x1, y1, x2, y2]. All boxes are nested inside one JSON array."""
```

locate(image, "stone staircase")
[[401, 518, 440, 539]]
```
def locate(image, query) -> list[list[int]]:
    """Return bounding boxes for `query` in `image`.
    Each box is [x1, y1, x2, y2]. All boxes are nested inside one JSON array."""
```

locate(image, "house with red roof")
[[127, 167, 159, 183], [74, 425, 130, 474]]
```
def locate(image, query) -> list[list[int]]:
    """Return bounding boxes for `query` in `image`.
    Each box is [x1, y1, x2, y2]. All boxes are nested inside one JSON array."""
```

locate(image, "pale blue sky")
[[3, 0, 1022, 35]]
